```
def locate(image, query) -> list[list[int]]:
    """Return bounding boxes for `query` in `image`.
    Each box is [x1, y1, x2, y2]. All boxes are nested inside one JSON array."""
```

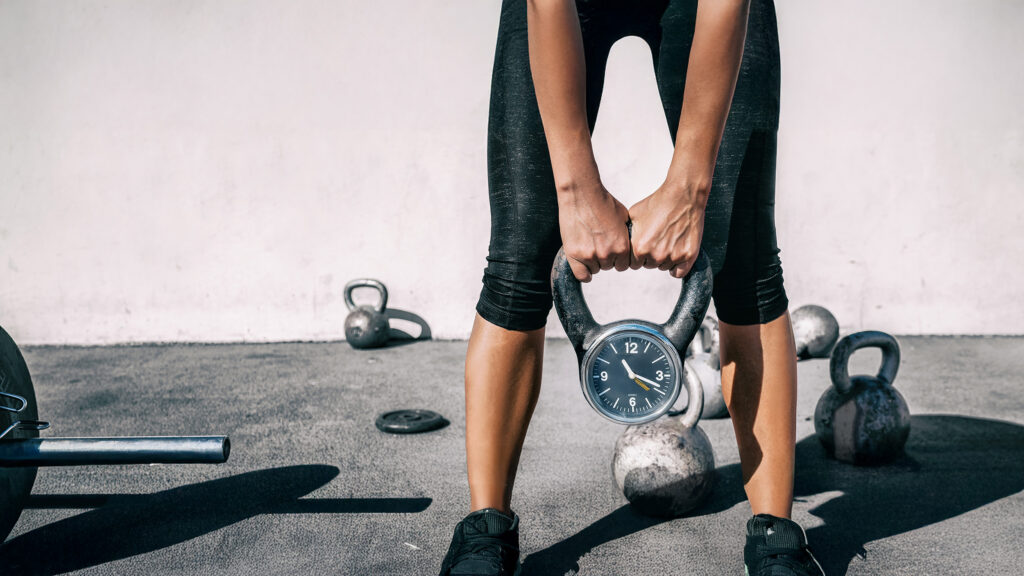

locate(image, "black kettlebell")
[[344, 279, 390, 349], [551, 243, 713, 425], [814, 330, 910, 465]]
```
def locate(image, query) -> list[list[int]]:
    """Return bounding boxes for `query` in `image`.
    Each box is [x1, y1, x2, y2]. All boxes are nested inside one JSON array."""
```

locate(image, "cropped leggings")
[[477, 0, 788, 331]]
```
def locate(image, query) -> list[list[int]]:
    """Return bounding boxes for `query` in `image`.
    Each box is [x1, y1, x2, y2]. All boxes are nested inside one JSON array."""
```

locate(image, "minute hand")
[[620, 359, 637, 379], [620, 359, 655, 391], [634, 373, 662, 388]]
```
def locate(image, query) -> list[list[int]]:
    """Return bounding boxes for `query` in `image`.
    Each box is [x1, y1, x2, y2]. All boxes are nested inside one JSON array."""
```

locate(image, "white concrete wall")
[[1, 1, 1021, 344]]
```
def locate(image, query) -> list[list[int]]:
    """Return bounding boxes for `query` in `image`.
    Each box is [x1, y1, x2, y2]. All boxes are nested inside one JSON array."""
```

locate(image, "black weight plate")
[[0, 324, 40, 543], [375, 409, 448, 434]]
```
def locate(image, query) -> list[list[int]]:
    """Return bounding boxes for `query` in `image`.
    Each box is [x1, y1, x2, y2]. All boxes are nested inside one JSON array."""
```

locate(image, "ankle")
[[469, 500, 513, 517], [749, 504, 793, 519]]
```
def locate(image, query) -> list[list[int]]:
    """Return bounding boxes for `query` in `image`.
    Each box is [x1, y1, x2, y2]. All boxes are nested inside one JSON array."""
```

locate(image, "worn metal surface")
[[612, 418, 716, 518], [1, 325, 231, 544], [550, 247, 713, 362], [551, 247, 713, 426], [0, 326, 39, 551], [0, 437, 230, 468], [344, 279, 391, 349], [815, 331, 910, 464], [792, 305, 841, 359], [690, 353, 729, 420]]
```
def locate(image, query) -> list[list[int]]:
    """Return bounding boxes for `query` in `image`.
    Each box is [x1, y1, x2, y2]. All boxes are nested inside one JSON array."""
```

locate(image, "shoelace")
[[754, 545, 816, 574], [451, 535, 520, 572]]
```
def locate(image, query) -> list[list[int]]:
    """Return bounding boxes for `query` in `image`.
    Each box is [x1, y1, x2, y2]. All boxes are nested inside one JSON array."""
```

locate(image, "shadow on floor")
[[521, 414, 1024, 576], [0, 464, 432, 576], [385, 308, 432, 346], [800, 414, 1024, 575], [520, 504, 672, 575]]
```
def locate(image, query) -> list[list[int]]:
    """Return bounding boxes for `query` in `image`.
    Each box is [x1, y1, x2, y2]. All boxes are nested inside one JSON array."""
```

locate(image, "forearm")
[[526, 0, 600, 196], [667, 0, 751, 201]]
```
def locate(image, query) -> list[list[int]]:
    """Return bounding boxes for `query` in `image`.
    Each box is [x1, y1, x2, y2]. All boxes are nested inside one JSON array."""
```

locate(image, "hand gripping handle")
[[550, 248, 714, 360]]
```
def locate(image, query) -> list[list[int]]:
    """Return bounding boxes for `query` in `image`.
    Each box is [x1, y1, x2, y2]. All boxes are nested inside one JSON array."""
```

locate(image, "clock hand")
[[620, 359, 637, 379], [634, 373, 662, 388], [619, 359, 650, 391]]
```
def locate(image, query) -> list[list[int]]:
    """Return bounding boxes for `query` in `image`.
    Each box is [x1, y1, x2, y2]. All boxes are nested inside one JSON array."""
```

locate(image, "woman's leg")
[[713, 126, 795, 518], [648, 2, 824, 573], [647, 0, 795, 516], [465, 316, 545, 514], [465, 0, 615, 515], [720, 313, 797, 518]]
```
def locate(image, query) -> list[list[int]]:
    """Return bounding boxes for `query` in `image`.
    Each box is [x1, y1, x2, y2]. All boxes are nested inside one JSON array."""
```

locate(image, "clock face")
[[581, 326, 681, 424]]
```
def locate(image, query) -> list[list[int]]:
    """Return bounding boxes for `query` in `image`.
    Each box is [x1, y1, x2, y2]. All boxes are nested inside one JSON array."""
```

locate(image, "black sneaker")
[[744, 514, 825, 576], [438, 508, 521, 576]]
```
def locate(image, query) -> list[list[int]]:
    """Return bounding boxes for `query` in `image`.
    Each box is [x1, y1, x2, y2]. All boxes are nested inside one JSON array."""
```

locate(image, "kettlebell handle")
[[668, 360, 705, 429], [344, 279, 388, 313], [697, 316, 721, 371], [550, 247, 713, 356], [829, 330, 900, 394], [659, 250, 714, 353], [688, 316, 720, 356]]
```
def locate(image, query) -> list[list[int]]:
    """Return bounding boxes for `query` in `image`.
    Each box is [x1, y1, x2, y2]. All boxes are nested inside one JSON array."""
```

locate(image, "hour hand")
[[620, 360, 651, 392]]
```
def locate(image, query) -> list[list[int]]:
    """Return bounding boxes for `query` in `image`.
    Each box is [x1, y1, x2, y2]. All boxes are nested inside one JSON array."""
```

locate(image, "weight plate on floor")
[[0, 324, 41, 543], [375, 409, 448, 434]]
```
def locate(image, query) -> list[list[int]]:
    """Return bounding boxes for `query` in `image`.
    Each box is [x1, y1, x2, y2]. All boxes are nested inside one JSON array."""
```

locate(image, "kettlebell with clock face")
[[551, 245, 713, 426]]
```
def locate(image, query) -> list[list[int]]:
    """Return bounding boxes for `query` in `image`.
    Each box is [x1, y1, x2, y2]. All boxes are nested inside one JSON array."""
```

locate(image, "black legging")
[[477, 0, 788, 330]]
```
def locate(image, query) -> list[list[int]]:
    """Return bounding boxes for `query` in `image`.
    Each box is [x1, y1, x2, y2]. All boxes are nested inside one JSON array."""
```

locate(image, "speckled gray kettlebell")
[[681, 316, 728, 419], [814, 330, 910, 465], [344, 279, 390, 349], [791, 304, 840, 359], [612, 362, 716, 517]]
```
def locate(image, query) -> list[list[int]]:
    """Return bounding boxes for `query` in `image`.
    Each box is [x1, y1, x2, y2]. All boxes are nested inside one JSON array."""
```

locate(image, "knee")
[[712, 256, 789, 326], [476, 260, 553, 332]]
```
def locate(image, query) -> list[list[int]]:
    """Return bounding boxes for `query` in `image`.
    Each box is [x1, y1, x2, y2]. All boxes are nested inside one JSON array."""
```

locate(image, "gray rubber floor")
[[2, 336, 1022, 575]]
